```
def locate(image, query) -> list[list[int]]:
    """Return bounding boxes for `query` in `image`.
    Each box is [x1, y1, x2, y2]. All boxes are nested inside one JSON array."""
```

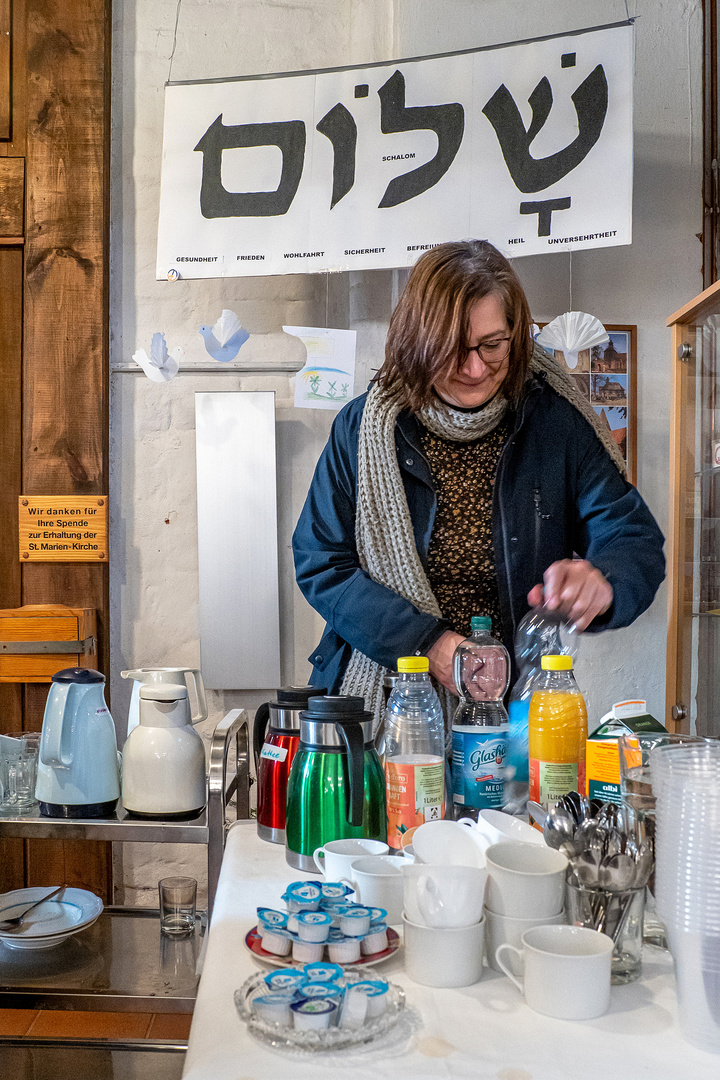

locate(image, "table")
[[183, 821, 720, 1080]]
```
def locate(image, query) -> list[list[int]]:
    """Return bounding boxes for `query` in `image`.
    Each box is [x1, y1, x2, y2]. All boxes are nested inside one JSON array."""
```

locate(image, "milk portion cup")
[[495, 924, 612, 1019], [484, 841, 567, 918]]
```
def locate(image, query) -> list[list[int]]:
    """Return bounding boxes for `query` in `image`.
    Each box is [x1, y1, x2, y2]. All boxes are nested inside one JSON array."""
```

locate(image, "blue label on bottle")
[[452, 726, 508, 810]]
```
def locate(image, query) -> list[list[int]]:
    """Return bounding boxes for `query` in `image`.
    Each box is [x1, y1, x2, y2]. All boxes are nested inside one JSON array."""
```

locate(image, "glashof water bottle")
[[379, 656, 446, 851], [451, 616, 510, 821], [505, 607, 578, 815]]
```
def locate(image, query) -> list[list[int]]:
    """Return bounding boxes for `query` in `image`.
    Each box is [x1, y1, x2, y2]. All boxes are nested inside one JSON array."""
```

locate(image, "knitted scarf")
[[339, 345, 625, 728]]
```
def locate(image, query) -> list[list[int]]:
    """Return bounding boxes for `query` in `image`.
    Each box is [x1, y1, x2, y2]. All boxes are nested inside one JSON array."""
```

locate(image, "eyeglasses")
[[460, 337, 512, 366]]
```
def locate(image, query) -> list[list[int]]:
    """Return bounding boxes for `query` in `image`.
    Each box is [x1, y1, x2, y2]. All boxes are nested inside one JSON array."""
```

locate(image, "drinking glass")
[[159, 876, 197, 936], [0, 732, 40, 815], [566, 879, 645, 984]]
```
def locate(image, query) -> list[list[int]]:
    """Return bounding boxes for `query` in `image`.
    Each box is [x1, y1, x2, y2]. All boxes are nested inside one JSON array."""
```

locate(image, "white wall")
[[111, 0, 702, 902]]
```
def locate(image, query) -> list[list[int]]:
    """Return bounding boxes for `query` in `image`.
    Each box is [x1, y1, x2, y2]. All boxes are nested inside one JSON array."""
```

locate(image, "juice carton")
[[586, 700, 666, 805]]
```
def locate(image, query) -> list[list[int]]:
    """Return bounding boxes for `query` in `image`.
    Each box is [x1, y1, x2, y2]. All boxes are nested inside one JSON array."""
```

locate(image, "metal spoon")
[[0, 885, 67, 931], [527, 801, 547, 828], [543, 805, 575, 850], [598, 852, 637, 892]]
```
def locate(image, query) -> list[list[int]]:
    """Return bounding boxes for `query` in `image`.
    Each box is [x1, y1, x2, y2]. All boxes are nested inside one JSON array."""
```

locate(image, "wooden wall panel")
[[0, 0, 10, 140], [0, 246, 25, 889], [0, 158, 24, 236], [20, 0, 111, 897]]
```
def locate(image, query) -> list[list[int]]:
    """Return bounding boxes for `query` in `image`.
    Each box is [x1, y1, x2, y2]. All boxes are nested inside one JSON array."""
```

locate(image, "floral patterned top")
[[419, 418, 511, 637]]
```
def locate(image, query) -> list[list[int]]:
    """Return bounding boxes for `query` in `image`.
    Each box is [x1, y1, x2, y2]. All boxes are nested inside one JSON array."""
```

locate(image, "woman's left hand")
[[527, 559, 613, 632]]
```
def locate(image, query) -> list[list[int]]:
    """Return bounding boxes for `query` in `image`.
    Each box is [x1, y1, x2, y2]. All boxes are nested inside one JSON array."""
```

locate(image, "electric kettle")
[[285, 696, 386, 871], [254, 685, 327, 845], [121, 668, 207, 736], [121, 684, 206, 819], [36, 668, 121, 818]]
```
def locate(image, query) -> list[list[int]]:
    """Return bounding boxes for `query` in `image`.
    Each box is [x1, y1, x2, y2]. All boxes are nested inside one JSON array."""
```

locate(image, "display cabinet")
[[667, 281, 720, 735]]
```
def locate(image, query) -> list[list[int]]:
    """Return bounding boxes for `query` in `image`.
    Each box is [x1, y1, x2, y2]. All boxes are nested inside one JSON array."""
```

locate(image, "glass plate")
[[234, 967, 406, 1052]]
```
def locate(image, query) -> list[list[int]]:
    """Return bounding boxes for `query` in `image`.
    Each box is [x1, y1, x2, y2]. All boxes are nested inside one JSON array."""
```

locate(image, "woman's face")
[[432, 292, 511, 408]]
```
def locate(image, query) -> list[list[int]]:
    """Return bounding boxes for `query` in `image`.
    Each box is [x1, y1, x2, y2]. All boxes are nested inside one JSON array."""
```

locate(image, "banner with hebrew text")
[[156, 23, 633, 279]]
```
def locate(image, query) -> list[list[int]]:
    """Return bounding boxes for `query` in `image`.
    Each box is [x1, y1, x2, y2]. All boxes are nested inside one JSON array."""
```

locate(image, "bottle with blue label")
[[451, 616, 510, 820]]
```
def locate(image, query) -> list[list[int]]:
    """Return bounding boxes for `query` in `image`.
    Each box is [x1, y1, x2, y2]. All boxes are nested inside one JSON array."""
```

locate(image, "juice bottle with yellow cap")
[[378, 656, 445, 849], [528, 654, 588, 812]]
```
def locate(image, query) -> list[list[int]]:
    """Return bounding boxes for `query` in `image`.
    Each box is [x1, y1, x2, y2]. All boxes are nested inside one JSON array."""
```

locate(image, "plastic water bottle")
[[506, 608, 578, 815], [379, 656, 446, 851], [451, 616, 510, 821]]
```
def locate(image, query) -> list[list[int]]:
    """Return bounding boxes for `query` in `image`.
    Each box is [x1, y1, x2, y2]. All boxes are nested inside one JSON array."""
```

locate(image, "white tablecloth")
[[182, 820, 719, 1080]]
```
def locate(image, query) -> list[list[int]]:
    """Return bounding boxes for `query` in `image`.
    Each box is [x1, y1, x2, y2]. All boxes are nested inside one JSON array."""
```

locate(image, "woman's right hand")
[[426, 630, 466, 693]]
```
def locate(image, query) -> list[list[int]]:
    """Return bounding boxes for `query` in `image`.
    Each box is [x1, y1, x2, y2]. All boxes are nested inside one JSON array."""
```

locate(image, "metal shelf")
[[0, 709, 251, 921], [0, 907, 204, 1013]]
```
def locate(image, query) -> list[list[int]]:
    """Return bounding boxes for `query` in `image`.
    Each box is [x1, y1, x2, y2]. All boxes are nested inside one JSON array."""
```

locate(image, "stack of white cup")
[[400, 821, 488, 987], [651, 741, 720, 1054], [483, 841, 568, 971]]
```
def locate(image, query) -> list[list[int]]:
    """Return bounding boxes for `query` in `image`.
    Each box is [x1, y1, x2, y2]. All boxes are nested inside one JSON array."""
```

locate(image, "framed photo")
[[542, 324, 637, 484]]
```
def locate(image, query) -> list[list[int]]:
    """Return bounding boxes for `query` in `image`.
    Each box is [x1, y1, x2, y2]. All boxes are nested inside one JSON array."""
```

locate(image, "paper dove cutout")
[[198, 309, 250, 362], [132, 332, 183, 382], [536, 312, 608, 371]]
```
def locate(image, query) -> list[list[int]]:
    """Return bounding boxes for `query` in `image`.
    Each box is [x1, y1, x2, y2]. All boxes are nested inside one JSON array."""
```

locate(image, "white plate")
[[0, 887, 103, 950]]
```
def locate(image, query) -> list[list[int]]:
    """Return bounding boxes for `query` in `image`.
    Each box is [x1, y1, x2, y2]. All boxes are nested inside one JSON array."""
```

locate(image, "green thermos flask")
[[285, 696, 387, 871]]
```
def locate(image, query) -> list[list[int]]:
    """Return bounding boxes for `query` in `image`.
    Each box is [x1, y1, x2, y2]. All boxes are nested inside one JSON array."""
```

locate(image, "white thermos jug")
[[121, 684, 206, 819], [121, 668, 207, 737]]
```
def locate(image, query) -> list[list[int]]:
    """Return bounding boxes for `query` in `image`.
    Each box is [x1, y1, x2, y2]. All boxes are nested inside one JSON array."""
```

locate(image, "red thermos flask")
[[254, 686, 326, 844]]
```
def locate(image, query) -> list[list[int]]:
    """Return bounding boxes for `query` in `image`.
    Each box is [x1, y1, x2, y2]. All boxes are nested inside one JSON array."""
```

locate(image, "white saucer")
[[0, 887, 103, 950]]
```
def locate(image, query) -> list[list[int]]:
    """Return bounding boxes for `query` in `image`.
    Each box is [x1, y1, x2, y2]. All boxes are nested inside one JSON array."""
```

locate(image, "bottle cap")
[[541, 655, 573, 670], [470, 616, 492, 631], [397, 656, 429, 673]]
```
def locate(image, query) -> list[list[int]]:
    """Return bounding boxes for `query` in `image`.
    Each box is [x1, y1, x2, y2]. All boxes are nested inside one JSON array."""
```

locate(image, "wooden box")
[[0, 605, 97, 683]]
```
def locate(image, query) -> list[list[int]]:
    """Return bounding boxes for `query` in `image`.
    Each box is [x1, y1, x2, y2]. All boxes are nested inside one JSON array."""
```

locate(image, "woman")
[[292, 240, 665, 722]]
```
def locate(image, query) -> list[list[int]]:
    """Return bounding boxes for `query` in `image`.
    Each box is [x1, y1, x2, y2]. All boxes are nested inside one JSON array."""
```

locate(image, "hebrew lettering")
[[482, 65, 609, 193], [194, 114, 306, 218], [377, 70, 464, 208]]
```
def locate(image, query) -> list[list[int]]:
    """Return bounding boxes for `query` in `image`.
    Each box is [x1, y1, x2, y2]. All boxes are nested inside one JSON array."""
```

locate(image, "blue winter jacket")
[[292, 374, 665, 693]]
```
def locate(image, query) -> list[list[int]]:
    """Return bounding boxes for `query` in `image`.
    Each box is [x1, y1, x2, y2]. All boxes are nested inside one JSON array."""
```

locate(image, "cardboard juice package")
[[586, 700, 666, 805]]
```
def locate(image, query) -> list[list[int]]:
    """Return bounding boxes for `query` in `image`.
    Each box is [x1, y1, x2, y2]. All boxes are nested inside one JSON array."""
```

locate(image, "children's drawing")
[[284, 326, 357, 411]]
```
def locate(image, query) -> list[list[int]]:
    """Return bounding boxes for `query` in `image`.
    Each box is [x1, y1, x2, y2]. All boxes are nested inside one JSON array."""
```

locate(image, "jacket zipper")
[[495, 382, 541, 634]]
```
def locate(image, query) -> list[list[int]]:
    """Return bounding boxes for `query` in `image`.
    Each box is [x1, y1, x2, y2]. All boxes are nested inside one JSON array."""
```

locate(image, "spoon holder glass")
[[566, 880, 645, 984]]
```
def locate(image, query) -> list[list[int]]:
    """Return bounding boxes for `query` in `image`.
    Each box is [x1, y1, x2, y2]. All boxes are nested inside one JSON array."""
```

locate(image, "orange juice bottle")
[[528, 655, 587, 811]]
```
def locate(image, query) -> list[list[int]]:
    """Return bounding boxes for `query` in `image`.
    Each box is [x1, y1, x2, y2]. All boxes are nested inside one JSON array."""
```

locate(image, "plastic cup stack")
[[651, 741, 720, 1054]]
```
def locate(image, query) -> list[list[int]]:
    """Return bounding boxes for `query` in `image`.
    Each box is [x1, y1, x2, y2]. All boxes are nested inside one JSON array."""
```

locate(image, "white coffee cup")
[[312, 839, 389, 880], [347, 856, 404, 924], [495, 924, 612, 1020], [411, 864, 487, 929], [483, 905, 566, 972], [412, 820, 488, 868], [484, 841, 567, 918], [459, 809, 545, 848], [403, 912, 485, 987]]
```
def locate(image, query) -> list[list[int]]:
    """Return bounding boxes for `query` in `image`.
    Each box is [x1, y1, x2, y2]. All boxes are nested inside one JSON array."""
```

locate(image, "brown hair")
[[377, 240, 533, 412]]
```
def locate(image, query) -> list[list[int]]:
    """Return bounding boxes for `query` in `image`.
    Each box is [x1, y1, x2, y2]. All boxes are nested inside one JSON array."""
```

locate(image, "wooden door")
[[0, 0, 112, 899]]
